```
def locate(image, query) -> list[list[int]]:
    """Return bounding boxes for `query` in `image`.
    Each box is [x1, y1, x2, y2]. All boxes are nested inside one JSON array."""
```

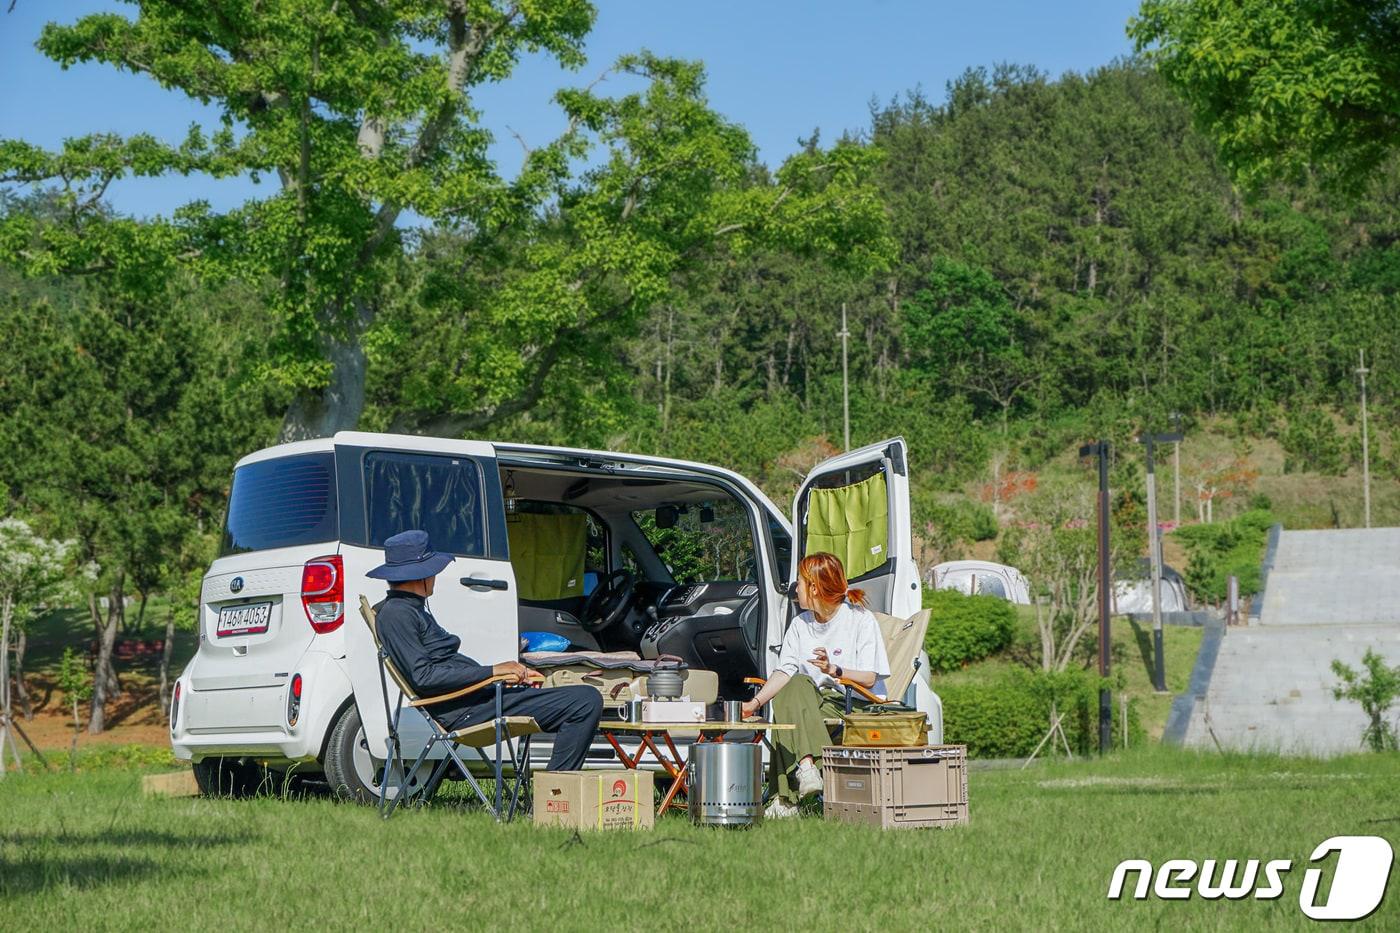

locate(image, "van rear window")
[[220, 454, 338, 555]]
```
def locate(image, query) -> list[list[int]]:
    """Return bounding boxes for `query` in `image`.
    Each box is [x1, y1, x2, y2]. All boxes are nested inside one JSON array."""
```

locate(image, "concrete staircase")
[[1180, 528, 1400, 756]]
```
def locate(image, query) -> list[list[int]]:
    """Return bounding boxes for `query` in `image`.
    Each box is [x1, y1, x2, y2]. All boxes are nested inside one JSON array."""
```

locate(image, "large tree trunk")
[[159, 608, 176, 716], [13, 627, 31, 720], [278, 301, 371, 441], [1, 593, 12, 773], [88, 573, 124, 734]]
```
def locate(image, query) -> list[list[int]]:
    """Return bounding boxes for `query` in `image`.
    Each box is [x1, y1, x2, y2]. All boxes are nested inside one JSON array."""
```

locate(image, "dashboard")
[[640, 581, 763, 697]]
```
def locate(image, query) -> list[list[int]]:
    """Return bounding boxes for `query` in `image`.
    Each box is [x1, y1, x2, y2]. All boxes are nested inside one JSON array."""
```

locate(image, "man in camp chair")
[[369, 530, 604, 772]]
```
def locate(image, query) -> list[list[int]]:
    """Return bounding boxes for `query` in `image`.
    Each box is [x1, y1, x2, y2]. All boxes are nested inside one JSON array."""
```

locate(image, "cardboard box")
[[822, 745, 968, 830], [533, 770, 655, 831], [141, 769, 200, 798]]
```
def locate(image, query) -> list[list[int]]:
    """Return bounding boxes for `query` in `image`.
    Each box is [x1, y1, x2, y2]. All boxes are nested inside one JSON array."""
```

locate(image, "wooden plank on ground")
[[142, 769, 199, 798]]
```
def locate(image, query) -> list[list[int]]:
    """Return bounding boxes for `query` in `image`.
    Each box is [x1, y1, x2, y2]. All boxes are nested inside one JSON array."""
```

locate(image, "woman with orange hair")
[[742, 552, 891, 818]]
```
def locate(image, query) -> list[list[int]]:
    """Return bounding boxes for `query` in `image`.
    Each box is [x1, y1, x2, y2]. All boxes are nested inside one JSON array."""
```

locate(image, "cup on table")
[[722, 700, 746, 723], [618, 699, 644, 722]]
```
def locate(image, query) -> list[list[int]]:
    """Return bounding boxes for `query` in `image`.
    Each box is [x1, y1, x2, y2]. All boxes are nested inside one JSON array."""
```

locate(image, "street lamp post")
[[1139, 430, 1183, 694], [839, 302, 851, 452], [1357, 350, 1371, 529], [1080, 440, 1113, 754]]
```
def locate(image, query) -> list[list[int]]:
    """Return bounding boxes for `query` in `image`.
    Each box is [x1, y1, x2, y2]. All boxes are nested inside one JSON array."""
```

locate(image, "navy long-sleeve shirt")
[[374, 589, 495, 698]]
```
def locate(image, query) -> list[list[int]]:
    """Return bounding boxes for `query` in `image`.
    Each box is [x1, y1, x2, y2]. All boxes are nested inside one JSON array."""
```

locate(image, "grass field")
[[2, 747, 1396, 930]]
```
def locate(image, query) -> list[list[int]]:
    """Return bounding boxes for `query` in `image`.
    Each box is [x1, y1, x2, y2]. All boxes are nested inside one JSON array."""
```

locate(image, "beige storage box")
[[821, 745, 968, 830], [533, 770, 655, 831]]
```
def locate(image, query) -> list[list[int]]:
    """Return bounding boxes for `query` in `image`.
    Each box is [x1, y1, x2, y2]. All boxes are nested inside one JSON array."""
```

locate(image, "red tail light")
[[171, 681, 182, 734], [301, 555, 344, 633], [287, 673, 302, 727]]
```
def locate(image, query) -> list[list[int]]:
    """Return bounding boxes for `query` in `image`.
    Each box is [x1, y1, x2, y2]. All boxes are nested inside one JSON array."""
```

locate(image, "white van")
[[170, 432, 941, 799]]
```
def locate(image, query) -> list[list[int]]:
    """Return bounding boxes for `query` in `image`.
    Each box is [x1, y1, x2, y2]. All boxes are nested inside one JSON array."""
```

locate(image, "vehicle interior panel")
[[499, 462, 769, 700]]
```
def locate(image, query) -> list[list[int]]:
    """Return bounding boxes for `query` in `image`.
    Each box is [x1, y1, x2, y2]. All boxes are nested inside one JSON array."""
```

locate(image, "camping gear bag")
[[841, 704, 929, 747]]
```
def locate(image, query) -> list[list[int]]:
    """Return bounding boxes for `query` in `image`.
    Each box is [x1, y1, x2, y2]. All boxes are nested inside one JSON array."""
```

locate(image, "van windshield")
[[631, 499, 756, 585], [220, 453, 338, 555]]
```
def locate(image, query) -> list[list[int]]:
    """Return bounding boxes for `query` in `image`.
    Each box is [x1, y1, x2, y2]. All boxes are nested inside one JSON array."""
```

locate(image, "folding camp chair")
[[745, 608, 934, 727], [358, 596, 542, 821]]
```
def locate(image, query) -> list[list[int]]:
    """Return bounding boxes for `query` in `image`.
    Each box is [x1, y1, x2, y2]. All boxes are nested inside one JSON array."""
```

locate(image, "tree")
[[1331, 648, 1400, 752], [998, 477, 1134, 673], [6, 3, 890, 441], [56, 647, 92, 771], [902, 257, 1036, 431], [0, 517, 84, 774], [0, 200, 276, 732], [1131, 0, 1400, 192]]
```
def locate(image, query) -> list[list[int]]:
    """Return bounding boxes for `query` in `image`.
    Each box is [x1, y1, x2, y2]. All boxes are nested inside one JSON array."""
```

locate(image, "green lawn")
[[3, 747, 1396, 930]]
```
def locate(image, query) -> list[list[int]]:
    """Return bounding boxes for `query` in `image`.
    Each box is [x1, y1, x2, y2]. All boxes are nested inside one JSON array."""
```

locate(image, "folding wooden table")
[[597, 720, 795, 816]]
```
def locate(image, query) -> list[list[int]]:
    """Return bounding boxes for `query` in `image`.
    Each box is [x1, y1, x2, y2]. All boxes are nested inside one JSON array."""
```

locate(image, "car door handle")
[[461, 576, 509, 592]]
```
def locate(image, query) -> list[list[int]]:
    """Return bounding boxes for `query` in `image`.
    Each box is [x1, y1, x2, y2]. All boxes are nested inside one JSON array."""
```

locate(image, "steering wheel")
[[578, 569, 637, 633]]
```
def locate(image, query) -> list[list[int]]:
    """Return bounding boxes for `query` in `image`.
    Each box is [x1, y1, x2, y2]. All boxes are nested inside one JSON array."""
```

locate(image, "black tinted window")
[[365, 452, 485, 557], [221, 454, 338, 555]]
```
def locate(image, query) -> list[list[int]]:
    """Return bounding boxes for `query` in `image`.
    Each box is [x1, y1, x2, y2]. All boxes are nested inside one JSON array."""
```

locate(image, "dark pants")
[[436, 685, 604, 772]]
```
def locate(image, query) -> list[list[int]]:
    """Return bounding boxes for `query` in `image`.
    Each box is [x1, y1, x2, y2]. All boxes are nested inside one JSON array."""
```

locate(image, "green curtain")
[[506, 512, 587, 601], [804, 471, 889, 579]]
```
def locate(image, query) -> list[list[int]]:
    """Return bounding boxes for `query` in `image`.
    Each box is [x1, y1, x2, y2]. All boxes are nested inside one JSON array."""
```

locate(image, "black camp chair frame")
[[376, 669, 534, 821], [361, 597, 536, 821]]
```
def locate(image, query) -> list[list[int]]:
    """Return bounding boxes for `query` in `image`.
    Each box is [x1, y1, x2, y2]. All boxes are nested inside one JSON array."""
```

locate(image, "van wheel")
[[192, 757, 270, 798], [323, 704, 428, 805]]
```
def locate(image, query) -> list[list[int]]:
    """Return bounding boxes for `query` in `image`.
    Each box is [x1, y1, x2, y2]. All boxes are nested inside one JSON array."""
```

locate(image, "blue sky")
[[1, 0, 1143, 219]]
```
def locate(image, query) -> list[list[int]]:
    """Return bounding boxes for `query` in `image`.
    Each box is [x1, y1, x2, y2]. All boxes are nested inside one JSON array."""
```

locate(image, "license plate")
[[217, 602, 272, 637]]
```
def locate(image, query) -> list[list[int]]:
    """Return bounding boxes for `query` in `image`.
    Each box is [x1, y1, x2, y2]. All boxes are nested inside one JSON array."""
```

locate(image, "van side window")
[[769, 515, 792, 584], [221, 453, 338, 555], [364, 452, 485, 557]]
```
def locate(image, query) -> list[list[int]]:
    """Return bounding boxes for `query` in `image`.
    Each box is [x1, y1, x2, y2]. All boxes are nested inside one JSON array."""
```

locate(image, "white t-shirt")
[[775, 600, 892, 699]]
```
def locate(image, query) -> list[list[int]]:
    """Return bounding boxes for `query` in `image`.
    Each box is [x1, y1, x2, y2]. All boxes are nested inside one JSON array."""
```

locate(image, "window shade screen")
[[803, 471, 889, 579], [506, 511, 586, 600], [364, 452, 485, 557]]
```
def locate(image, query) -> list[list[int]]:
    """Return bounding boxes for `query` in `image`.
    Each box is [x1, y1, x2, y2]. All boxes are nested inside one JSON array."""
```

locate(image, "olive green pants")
[[768, 674, 862, 803]]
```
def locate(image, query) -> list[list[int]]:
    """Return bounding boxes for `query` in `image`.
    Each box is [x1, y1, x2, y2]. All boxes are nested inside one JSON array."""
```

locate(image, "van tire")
[[324, 704, 391, 804], [192, 757, 270, 798]]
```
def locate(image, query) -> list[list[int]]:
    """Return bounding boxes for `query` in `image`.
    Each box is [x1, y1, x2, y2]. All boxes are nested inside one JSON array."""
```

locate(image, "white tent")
[[927, 560, 1032, 605], [1113, 559, 1190, 614]]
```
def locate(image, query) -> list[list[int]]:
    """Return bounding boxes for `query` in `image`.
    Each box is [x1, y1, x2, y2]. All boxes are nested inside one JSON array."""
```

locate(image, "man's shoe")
[[764, 797, 800, 820], [796, 760, 823, 798]]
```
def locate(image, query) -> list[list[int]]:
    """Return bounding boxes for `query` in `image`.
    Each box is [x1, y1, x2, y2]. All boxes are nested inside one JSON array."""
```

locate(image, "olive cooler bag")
[[840, 704, 929, 747]]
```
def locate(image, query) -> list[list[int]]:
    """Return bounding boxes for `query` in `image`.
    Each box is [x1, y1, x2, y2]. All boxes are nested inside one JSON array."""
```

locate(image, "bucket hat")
[[366, 529, 453, 581]]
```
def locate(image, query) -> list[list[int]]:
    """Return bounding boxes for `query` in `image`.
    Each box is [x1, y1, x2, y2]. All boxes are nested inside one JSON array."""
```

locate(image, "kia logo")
[[230, 576, 244, 594]]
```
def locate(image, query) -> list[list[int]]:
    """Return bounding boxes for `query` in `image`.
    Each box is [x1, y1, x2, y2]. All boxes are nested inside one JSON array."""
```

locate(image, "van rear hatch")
[[194, 562, 317, 691], [191, 451, 339, 693]]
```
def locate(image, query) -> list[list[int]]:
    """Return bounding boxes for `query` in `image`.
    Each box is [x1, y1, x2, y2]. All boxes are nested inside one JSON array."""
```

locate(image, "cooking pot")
[[646, 668, 685, 699]]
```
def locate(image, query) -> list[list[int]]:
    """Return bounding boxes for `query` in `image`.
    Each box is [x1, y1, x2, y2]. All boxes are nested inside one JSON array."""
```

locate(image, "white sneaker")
[[764, 797, 800, 820], [796, 760, 823, 798]]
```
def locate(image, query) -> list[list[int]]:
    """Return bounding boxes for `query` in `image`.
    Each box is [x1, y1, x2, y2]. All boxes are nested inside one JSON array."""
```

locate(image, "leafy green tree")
[[1331, 649, 1400, 752], [0, 517, 84, 734], [0, 209, 276, 732], [56, 647, 93, 770], [1131, 0, 1400, 192], [4, 3, 890, 440], [902, 257, 1034, 430]]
